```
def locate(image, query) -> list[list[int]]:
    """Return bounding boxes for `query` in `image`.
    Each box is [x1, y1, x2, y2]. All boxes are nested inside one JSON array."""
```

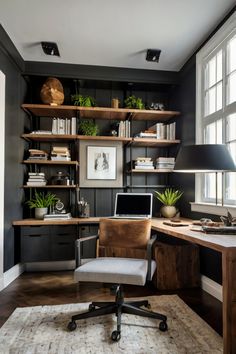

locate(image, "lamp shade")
[[174, 144, 236, 172]]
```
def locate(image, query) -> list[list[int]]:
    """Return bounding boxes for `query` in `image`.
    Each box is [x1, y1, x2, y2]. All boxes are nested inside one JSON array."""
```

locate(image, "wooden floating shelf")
[[131, 138, 180, 147], [21, 104, 180, 121], [22, 185, 78, 189], [21, 134, 77, 142], [21, 134, 179, 146], [22, 160, 79, 166]]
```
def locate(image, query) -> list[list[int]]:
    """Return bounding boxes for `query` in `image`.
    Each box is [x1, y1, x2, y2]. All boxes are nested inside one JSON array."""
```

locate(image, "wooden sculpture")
[[40, 77, 64, 105]]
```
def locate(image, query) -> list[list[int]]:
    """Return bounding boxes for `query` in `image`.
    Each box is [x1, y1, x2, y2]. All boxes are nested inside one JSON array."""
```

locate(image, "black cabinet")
[[21, 225, 77, 262]]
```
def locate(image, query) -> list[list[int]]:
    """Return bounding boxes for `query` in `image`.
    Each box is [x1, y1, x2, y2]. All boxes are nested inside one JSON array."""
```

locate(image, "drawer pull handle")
[[29, 234, 41, 237], [58, 242, 70, 245]]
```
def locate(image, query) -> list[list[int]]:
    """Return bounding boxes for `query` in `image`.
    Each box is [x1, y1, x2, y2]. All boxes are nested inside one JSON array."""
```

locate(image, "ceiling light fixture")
[[41, 42, 60, 57], [146, 49, 161, 63]]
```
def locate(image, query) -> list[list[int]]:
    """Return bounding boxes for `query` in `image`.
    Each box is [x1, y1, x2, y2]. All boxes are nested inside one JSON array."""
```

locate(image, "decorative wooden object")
[[153, 240, 200, 290], [40, 77, 64, 105]]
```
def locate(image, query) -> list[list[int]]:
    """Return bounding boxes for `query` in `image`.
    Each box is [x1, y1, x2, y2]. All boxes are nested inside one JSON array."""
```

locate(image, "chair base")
[[67, 285, 168, 341]]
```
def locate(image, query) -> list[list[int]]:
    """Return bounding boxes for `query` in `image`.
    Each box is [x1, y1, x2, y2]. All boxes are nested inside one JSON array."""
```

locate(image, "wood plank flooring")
[[0, 271, 222, 336]]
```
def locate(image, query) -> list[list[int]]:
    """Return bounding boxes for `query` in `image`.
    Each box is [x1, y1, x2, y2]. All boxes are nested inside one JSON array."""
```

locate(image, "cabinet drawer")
[[21, 226, 50, 236], [51, 225, 77, 237], [51, 234, 76, 261], [21, 234, 50, 262]]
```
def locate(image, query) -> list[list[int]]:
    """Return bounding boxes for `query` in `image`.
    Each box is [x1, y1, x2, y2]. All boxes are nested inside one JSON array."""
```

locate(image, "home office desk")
[[13, 217, 236, 354]]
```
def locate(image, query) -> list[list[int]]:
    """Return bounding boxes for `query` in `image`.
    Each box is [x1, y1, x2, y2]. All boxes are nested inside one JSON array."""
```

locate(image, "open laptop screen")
[[114, 193, 153, 218]]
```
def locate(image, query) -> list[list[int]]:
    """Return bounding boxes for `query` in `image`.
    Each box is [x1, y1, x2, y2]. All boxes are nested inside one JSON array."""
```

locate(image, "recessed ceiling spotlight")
[[41, 42, 60, 56], [146, 49, 161, 63]]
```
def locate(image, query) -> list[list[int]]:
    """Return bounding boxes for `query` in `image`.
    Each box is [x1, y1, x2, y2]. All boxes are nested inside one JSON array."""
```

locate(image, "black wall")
[[0, 25, 27, 271]]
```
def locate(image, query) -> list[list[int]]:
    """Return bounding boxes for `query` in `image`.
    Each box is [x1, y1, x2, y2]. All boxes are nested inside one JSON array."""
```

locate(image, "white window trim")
[[194, 11, 236, 215]]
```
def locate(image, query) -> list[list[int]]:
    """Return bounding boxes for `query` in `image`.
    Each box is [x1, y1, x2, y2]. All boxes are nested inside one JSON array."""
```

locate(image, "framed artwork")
[[79, 140, 123, 188], [87, 146, 116, 180]]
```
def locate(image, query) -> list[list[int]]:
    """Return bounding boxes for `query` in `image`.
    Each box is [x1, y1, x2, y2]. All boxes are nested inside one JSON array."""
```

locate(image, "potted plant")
[[26, 191, 59, 219], [78, 120, 99, 136], [154, 188, 183, 218], [124, 95, 145, 109], [71, 94, 96, 107]]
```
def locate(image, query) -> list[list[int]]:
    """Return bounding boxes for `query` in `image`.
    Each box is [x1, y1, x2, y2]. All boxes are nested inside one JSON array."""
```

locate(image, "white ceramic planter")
[[160, 205, 177, 218], [35, 207, 48, 220]]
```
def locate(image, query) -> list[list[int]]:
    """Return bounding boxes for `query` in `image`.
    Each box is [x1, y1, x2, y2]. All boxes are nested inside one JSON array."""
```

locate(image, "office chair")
[[67, 218, 167, 341]]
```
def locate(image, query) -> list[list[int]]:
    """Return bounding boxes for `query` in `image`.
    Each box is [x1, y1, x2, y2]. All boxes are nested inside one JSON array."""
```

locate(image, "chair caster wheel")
[[89, 304, 96, 311], [159, 321, 168, 332], [111, 330, 121, 341], [67, 321, 77, 331]]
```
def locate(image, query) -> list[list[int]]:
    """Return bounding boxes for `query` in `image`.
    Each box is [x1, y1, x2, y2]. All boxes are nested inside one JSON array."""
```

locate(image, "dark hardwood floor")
[[0, 271, 222, 336]]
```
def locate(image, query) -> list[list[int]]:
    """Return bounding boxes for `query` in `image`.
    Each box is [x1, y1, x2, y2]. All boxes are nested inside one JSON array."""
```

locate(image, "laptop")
[[112, 193, 153, 219]]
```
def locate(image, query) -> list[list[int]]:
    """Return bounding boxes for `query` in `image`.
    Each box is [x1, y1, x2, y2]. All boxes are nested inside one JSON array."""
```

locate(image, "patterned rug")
[[0, 295, 222, 354]]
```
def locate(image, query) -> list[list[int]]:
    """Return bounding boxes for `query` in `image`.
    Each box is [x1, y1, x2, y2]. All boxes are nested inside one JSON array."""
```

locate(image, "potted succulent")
[[26, 191, 59, 219], [154, 188, 183, 218], [71, 94, 96, 107], [78, 120, 99, 136], [124, 95, 145, 109]]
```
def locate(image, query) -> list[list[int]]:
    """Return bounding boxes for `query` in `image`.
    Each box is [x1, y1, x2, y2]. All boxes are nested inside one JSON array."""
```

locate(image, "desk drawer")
[[21, 226, 50, 236], [51, 234, 76, 261], [21, 234, 50, 262]]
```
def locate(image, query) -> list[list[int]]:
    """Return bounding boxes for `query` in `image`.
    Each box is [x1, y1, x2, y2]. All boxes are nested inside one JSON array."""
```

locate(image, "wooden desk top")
[[151, 218, 236, 252], [13, 217, 236, 251]]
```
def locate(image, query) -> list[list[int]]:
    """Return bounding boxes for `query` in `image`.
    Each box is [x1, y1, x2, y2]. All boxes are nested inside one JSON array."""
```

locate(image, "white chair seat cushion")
[[74, 257, 156, 286]]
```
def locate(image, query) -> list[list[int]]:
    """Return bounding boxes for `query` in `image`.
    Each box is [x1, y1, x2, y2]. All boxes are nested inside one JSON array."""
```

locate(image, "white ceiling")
[[0, 0, 235, 72]]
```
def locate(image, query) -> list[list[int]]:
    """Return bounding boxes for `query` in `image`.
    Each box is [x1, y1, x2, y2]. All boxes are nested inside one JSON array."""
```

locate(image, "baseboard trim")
[[1, 263, 25, 291], [25, 260, 76, 272], [201, 275, 222, 302]]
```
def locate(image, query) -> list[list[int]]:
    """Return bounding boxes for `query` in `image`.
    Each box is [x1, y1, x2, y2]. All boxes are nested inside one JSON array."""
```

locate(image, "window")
[[195, 12, 236, 214]]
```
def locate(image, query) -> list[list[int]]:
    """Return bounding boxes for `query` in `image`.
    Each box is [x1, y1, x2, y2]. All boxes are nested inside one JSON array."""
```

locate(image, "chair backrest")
[[98, 218, 151, 259]]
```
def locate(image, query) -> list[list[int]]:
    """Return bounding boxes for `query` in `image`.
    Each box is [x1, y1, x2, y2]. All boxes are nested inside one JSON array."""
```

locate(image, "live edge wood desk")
[[13, 217, 236, 354]]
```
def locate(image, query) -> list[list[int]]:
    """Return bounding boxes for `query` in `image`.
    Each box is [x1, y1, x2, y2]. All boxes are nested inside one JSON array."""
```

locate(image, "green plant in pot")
[[78, 120, 99, 136], [124, 95, 145, 109], [154, 188, 183, 218], [26, 191, 59, 220], [71, 94, 96, 107]]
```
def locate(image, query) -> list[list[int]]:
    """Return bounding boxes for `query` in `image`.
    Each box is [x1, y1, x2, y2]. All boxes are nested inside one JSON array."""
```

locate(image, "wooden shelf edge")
[[129, 169, 174, 173], [22, 185, 78, 188], [22, 160, 79, 165]]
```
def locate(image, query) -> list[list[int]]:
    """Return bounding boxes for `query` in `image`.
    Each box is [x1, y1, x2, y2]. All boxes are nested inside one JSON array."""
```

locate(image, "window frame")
[[194, 11, 236, 217]]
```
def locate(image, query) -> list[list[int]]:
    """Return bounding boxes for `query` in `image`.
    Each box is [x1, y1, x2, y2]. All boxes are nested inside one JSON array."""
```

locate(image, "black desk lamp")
[[174, 144, 236, 213], [174, 144, 236, 173]]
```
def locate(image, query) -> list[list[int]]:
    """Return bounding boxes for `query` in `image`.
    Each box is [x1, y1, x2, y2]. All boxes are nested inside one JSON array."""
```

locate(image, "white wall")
[[0, 71, 5, 290]]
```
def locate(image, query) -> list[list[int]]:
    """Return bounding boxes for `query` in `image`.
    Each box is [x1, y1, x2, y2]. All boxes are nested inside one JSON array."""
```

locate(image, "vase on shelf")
[[35, 207, 48, 220], [160, 205, 177, 218]]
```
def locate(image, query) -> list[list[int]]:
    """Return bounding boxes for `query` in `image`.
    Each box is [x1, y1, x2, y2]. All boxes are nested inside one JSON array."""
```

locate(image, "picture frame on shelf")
[[87, 146, 116, 180], [79, 140, 123, 188]]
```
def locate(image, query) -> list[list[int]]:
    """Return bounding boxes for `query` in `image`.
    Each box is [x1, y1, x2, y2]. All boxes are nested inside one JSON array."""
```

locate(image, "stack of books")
[[26, 172, 47, 186], [28, 149, 48, 160], [147, 122, 176, 140], [50, 146, 71, 161], [134, 130, 157, 139], [155, 157, 175, 170], [134, 157, 154, 170]]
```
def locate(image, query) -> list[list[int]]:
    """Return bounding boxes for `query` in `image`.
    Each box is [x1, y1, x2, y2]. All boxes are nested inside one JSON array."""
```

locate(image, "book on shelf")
[[26, 181, 47, 186], [44, 212, 72, 220], [30, 131, 52, 135], [118, 120, 130, 138], [147, 122, 176, 140], [28, 172, 45, 176], [156, 157, 175, 163], [51, 117, 77, 135], [134, 165, 155, 170]]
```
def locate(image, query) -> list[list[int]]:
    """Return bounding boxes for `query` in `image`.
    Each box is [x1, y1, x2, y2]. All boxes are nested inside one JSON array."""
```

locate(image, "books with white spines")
[[156, 157, 175, 163], [57, 118, 65, 134], [26, 181, 47, 186], [135, 161, 153, 166], [134, 165, 155, 170], [44, 212, 72, 220], [30, 130, 52, 135], [28, 172, 45, 176], [156, 163, 175, 169], [71, 117, 77, 135], [136, 132, 157, 138], [52, 118, 57, 134], [51, 156, 71, 161]]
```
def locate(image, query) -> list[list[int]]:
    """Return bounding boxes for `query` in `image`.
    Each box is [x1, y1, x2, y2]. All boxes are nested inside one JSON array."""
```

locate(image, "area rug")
[[0, 295, 222, 354]]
